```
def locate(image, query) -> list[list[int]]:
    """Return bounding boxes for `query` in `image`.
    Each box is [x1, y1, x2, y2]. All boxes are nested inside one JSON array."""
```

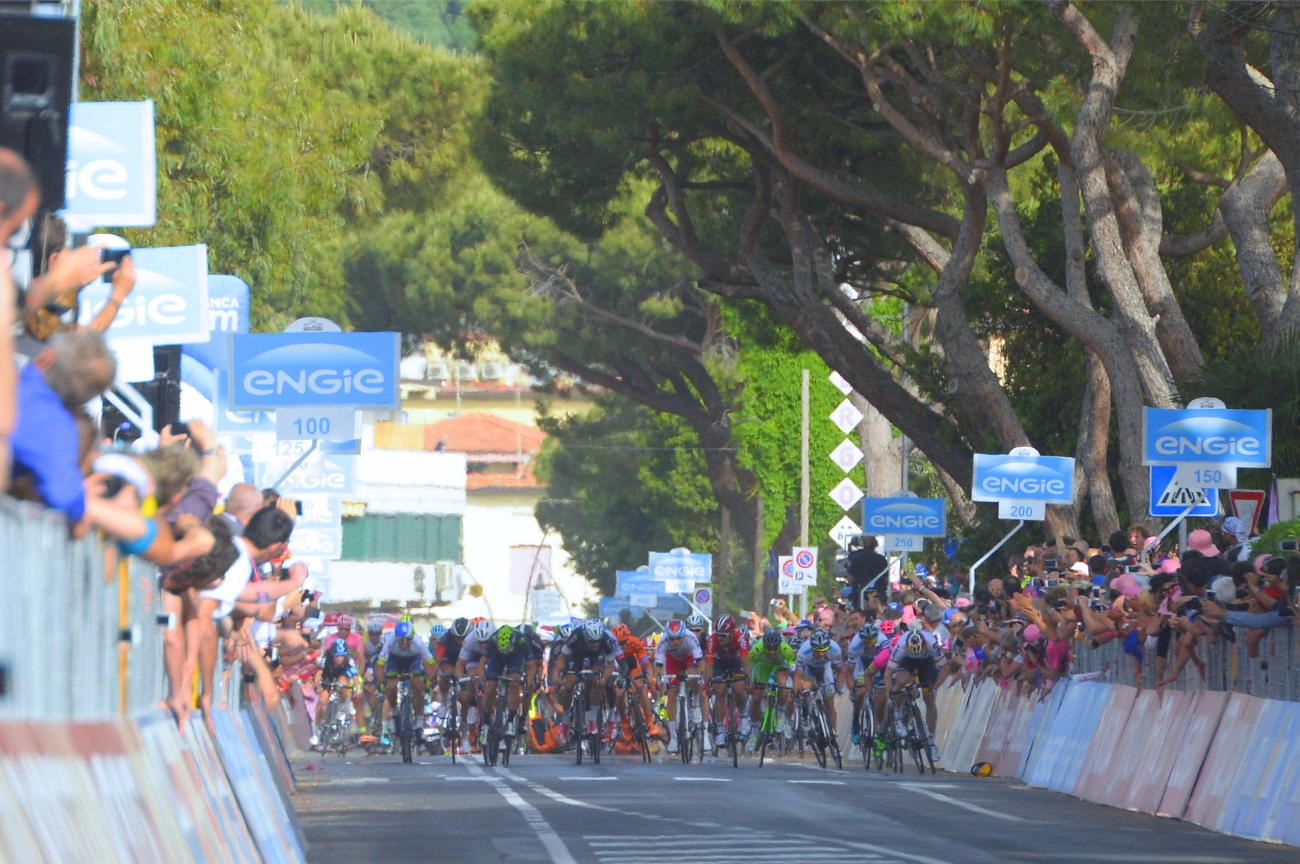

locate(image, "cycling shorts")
[[618, 653, 645, 679], [384, 654, 426, 678], [563, 655, 607, 676], [713, 657, 745, 681], [801, 662, 835, 688], [892, 656, 938, 689], [751, 660, 789, 686], [485, 652, 525, 682], [661, 653, 697, 678]]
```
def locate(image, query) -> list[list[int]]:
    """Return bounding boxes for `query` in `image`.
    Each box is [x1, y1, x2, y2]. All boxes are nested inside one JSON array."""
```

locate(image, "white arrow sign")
[[829, 399, 865, 435], [829, 477, 864, 511], [829, 438, 865, 473]]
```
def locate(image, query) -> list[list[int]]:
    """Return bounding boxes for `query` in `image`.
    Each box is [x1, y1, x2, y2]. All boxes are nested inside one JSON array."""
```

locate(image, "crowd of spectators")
[[0, 147, 334, 733]]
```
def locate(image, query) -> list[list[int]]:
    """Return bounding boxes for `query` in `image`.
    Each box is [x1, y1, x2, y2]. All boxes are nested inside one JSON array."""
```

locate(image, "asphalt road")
[[292, 750, 1299, 864]]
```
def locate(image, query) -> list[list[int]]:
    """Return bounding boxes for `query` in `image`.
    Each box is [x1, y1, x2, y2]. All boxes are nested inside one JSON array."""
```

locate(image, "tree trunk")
[[752, 492, 766, 613], [1218, 151, 1290, 336], [854, 393, 901, 499]]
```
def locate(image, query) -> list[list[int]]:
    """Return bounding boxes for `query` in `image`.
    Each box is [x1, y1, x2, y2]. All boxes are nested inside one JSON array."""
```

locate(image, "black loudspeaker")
[[0, 15, 74, 211]]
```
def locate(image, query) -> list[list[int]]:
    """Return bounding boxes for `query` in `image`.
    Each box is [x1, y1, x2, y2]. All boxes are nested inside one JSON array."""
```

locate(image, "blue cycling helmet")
[[395, 620, 413, 639], [942, 608, 958, 626], [329, 639, 350, 658], [430, 624, 447, 640]]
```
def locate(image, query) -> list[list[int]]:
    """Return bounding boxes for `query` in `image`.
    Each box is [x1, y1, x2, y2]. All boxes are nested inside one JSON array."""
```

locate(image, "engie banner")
[[229, 332, 400, 410], [184, 275, 250, 372], [62, 101, 157, 229], [862, 498, 946, 536], [1142, 407, 1272, 468], [971, 453, 1074, 504], [78, 245, 209, 344]]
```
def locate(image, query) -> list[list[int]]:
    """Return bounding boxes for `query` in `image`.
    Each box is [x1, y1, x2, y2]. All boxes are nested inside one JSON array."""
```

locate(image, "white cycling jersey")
[[887, 629, 943, 666], [795, 640, 844, 670], [654, 631, 703, 664], [379, 633, 433, 663]]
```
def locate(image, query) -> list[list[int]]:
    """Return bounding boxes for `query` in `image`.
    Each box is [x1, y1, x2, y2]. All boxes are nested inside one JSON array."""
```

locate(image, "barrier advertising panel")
[[1185, 693, 1266, 830], [1158, 689, 1229, 819], [1074, 684, 1138, 802]]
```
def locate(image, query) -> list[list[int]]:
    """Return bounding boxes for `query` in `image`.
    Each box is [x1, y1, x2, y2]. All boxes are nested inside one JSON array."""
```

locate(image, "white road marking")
[[330, 777, 389, 785], [584, 834, 892, 864], [493, 767, 617, 811], [788, 779, 846, 785], [1006, 857, 1244, 863], [464, 763, 578, 864], [672, 776, 732, 782], [897, 783, 1024, 822], [556, 775, 617, 781]]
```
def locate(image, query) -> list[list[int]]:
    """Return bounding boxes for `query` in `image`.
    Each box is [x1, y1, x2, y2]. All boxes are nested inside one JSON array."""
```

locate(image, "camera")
[[1123, 564, 1143, 574], [1281, 540, 1299, 553], [97, 475, 126, 498], [99, 248, 129, 266], [1043, 558, 1059, 571], [295, 500, 304, 516]]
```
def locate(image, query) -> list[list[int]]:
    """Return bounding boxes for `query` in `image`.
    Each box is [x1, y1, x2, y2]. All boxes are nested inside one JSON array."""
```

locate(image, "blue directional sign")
[[862, 498, 946, 536], [648, 549, 711, 585], [1143, 408, 1272, 468], [78, 245, 209, 344], [1149, 466, 1219, 518], [62, 101, 156, 228], [183, 275, 249, 372], [971, 453, 1074, 504], [229, 332, 400, 410]]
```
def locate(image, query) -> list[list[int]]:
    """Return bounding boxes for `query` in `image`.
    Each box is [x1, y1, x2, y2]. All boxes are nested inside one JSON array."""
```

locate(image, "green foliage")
[[362, 0, 478, 51], [1250, 518, 1300, 558]]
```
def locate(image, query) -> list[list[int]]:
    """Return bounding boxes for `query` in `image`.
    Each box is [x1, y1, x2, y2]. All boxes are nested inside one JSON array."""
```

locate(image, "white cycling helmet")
[[904, 631, 927, 657], [809, 629, 832, 652], [472, 620, 494, 643], [685, 613, 708, 632], [582, 619, 605, 642]]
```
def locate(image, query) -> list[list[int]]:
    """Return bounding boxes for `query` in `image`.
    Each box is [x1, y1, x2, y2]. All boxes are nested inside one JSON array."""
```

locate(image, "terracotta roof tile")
[[423, 413, 545, 456]]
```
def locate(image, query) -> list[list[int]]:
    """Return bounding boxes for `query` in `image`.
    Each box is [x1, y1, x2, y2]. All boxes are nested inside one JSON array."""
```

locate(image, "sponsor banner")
[[229, 331, 401, 409], [971, 453, 1075, 504], [599, 594, 689, 617], [63, 100, 157, 229], [1158, 690, 1229, 819], [1074, 684, 1139, 802], [648, 549, 711, 586], [1185, 693, 1266, 830], [295, 495, 342, 531], [1143, 407, 1271, 467], [1120, 689, 1194, 814], [862, 497, 946, 536], [276, 405, 357, 442], [79, 245, 209, 344], [614, 572, 692, 596], [998, 499, 1045, 521], [1222, 699, 1300, 842], [254, 452, 356, 495], [215, 371, 275, 434], [184, 275, 250, 372], [1097, 688, 1163, 809]]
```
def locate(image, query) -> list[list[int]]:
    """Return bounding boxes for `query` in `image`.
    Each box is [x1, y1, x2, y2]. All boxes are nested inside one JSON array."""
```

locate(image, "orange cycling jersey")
[[619, 635, 648, 669]]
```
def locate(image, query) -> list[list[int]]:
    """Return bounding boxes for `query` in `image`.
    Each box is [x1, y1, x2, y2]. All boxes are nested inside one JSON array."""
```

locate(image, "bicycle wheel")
[[727, 700, 740, 769], [592, 699, 604, 765], [399, 696, 414, 764], [757, 701, 774, 768], [909, 700, 934, 774], [573, 687, 586, 766], [825, 708, 843, 771], [809, 700, 828, 769], [447, 696, 459, 765]]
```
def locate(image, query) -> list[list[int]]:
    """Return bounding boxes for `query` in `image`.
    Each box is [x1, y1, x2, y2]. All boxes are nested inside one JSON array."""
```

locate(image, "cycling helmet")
[[611, 623, 632, 643], [430, 624, 447, 640], [860, 623, 879, 643], [329, 638, 350, 657], [336, 613, 355, 631], [809, 629, 832, 652], [521, 623, 535, 639], [395, 620, 413, 639], [496, 625, 521, 653], [686, 613, 708, 631], [556, 623, 573, 640], [904, 631, 927, 657], [665, 619, 687, 641], [715, 614, 736, 634], [366, 619, 383, 634], [878, 619, 896, 636], [472, 620, 494, 643], [450, 617, 471, 638], [582, 619, 605, 642], [399, 614, 413, 625], [761, 629, 783, 651]]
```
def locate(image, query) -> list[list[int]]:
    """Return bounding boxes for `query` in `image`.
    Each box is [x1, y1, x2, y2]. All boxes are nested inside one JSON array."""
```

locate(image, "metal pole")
[[800, 368, 810, 621], [969, 520, 1026, 595], [270, 439, 318, 491], [1144, 502, 1197, 562]]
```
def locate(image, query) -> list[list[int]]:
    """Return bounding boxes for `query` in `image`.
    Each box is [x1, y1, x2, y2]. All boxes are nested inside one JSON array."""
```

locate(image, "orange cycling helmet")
[[612, 624, 632, 643]]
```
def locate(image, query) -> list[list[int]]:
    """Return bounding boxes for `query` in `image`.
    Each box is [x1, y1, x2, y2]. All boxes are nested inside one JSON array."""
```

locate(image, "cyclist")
[[436, 617, 472, 737], [521, 623, 546, 698], [705, 614, 751, 750], [375, 620, 435, 745], [885, 628, 943, 762], [361, 619, 387, 733], [610, 623, 654, 743], [454, 619, 496, 752], [480, 625, 529, 738], [747, 628, 796, 751], [795, 628, 845, 734], [315, 637, 359, 731], [554, 619, 622, 741], [653, 618, 706, 754], [685, 612, 709, 646], [847, 620, 883, 747]]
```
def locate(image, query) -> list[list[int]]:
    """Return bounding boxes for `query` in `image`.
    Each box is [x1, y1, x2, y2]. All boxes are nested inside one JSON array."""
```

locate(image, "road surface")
[[293, 751, 1296, 864]]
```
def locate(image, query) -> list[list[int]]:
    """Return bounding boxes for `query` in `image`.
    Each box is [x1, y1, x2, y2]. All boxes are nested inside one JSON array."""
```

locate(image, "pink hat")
[[955, 596, 972, 609], [1255, 554, 1273, 573], [1023, 624, 1042, 642], [1113, 573, 1142, 597], [1187, 529, 1219, 557], [1157, 558, 1180, 575]]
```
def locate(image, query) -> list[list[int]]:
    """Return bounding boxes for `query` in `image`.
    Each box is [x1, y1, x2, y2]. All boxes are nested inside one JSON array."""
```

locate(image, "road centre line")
[[464, 763, 579, 864], [673, 776, 732, 782], [896, 783, 1024, 823], [788, 779, 846, 785]]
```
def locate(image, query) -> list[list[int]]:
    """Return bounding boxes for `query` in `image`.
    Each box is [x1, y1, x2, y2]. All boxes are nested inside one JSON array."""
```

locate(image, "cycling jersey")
[[321, 655, 358, 685], [379, 633, 433, 675], [653, 631, 703, 665], [435, 632, 465, 664], [459, 631, 489, 665], [484, 638, 528, 682], [748, 641, 797, 683], [705, 631, 750, 663], [795, 640, 844, 671], [617, 635, 649, 675], [362, 635, 385, 669], [560, 630, 621, 665], [887, 630, 944, 666], [322, 631, 364, 667]]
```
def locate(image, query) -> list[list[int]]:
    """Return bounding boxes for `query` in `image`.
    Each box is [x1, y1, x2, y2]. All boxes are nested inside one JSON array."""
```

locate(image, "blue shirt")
[[10, 363, 85, 522]]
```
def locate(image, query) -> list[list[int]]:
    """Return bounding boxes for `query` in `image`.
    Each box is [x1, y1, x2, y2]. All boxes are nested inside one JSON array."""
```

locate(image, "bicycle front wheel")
[[399, 699, 414, 764], [592, 700, 604, 765], [573, 690, 586, 766]]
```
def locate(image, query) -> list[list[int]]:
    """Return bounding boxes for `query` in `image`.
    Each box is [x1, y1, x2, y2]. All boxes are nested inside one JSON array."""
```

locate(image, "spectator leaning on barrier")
[[0, 148, 39, 493], [219, 482, 263, 536]]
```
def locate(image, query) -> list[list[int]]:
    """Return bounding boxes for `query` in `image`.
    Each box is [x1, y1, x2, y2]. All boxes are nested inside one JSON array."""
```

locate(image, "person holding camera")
[[845, 534, 890, 608]]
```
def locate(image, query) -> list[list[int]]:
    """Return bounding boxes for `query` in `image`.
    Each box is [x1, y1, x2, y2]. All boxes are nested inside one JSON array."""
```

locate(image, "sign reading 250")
[[229, 332, 401, 410]]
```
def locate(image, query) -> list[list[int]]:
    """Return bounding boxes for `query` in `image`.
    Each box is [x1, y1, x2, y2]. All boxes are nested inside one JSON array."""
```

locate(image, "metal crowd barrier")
[[1071, 626, 1300, 702], [0, 497, 167, 720]]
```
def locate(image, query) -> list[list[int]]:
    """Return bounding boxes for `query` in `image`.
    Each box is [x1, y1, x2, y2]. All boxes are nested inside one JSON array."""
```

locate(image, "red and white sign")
[[1227, 489, 1266, 536]]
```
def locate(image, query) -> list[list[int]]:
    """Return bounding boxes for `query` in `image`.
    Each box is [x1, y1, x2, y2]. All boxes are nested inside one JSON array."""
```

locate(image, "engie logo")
[[230, 332, 400, 409], [971, 454, 1075, 503], [62, 101, 156, 229], [862, 499, 946, 536], [1143, 408, 1271, 467], [648, 549, 712, 583], [78, 245, 208, 345]]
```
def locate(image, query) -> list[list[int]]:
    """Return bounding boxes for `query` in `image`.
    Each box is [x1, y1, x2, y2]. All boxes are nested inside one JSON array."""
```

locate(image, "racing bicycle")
[[671, 673, 704, 765], [570, 669, 605, 765], [616, 672, 652, 762], [393, 672, 417, 764], [709, 674, 746, 768], [886, 683, 934, 774], [482, 673, 522, 767], [313, 684, 356, 755], [799, 686, 843, 771], [755, 671, 793, 768]]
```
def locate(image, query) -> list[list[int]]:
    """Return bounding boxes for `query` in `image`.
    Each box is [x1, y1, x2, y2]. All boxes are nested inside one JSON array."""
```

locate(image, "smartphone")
[[99, 248, 130, 265], [1124, 564, 1143, 574], [98, 475, 126, 498], [295, 499, 304, 516], [1045, 579, 1060, 588], [1031, 577, 1045, 589], [1090, 586, 1104, 598], [1281, 541, 1299, 552], [1043, 558, 1059, 571]]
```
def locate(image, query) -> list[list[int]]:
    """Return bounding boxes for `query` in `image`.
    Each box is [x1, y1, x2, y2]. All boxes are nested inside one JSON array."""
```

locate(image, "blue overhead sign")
[[648, 549, 711, 585], [971, 453, 1074, 504], [62, 101, 157, 229], [183, 275, 249, 372], [229, 332, 401, 410], [1149, 466, 1219, 518], [600, 595, 690, 618], [1143, 408, 1271, 468], [78, 245, 209, 344], [862, 498, 946, 536]]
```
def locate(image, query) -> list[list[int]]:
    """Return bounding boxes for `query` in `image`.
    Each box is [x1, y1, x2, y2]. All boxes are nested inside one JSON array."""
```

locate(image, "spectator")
[[1187, 530, 1232, 577], [845, 534, 890, 606], [218, 482, 263, 536], [1220, 517, 1253, 563], [1087, 554, 1108, 586], [8, 329, 116, 529], [0, 148, 39, 492]]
